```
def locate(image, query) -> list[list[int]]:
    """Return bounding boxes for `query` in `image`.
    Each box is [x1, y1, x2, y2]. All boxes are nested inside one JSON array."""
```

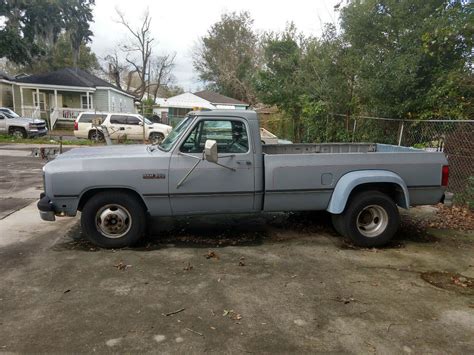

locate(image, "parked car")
[[38, 110, 450, 249], [0, 107, 48, 138], [73, 112, 172, 144]]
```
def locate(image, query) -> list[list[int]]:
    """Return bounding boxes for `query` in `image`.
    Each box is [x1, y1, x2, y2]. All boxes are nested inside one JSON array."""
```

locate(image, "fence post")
[[398, 121, 405, 146], [352, 118, 357, 142]]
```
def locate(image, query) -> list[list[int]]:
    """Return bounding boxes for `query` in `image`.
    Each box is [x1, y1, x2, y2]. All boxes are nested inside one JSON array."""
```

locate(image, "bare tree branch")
[[115, 7, 154, 100]]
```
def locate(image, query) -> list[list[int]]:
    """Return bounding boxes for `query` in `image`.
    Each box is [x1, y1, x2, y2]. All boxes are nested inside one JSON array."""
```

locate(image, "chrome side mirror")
[[204, 139, 218, 163]]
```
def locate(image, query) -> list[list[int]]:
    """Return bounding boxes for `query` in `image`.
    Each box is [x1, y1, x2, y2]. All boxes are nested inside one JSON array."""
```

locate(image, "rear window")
[[78, 113, 107, 123]]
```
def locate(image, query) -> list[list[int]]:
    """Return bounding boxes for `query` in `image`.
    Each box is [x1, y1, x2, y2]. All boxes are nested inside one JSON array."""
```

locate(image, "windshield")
[[158, 116, 194, 151], [0, 108, 20, 118]]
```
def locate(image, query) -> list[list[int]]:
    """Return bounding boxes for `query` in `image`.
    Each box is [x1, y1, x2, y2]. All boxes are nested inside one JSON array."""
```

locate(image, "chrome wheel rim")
[[12, 130, 24, 139], [356, 205, 388, 238], [95, 204, 132, 238]]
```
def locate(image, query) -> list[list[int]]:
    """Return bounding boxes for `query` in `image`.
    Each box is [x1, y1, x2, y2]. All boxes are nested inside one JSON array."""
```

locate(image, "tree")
[[0, 0, 96, 69], [27, 33, 99, 73], [193, 11, 259, 104], [62, 0, 95, 68], [255, 25, 307, 141], [148, 53, 176, 101], [339, 0, 473, 119], [116, 8, 154, 101]]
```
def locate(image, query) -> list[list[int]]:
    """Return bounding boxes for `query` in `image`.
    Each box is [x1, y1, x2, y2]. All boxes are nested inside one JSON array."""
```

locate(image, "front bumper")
[[28, 128, 48, 138], [37, 193, 55, 221]]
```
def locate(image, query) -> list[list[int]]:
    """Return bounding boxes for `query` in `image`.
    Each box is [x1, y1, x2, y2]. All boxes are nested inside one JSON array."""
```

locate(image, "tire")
[[88, 129, 104, 142], [149, 132, 165, 145], [10, 127, 27, 139], [338, 191, 400, 247], [81, 191, 146, 248]]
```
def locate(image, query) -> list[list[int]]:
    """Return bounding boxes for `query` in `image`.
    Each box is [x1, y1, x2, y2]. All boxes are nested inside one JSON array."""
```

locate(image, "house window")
[[80, 95, 93, 109], [32, 92, 46, 110]]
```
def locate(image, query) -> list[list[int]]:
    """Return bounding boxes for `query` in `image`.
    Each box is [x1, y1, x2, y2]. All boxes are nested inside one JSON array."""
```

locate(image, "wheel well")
[[78, 188, 148, 212], [348, 182, 407, 208], [9, 126, 26, 133]]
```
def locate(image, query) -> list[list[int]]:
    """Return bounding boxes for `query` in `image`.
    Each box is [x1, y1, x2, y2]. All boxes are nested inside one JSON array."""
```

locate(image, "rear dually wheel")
[[332, 191, 400, 247]]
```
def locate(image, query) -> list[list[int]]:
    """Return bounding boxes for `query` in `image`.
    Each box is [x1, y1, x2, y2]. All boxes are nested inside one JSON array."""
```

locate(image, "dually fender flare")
[[326, 170, 410, 214]]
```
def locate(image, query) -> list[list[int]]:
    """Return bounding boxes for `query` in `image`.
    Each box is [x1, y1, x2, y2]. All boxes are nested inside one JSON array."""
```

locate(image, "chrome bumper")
[[443, 192, 454, 207], [37, 193, 56, 221], [39, 210, 56, 221]]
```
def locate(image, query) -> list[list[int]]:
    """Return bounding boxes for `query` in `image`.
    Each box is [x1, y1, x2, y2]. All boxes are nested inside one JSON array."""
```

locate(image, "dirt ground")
[[0, 148, 473, 353]]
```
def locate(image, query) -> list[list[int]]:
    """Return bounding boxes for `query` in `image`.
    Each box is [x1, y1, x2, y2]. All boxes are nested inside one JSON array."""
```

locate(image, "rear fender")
[[327, 170, 410, 214]]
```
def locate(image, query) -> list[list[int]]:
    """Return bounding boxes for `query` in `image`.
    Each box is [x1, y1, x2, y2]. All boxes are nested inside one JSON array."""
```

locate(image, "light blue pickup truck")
[[38, 110, 450, 248]]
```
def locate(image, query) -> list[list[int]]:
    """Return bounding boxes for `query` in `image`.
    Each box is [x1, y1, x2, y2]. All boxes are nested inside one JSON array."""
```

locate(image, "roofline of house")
[[13, 82, 96, 92], [0, 78, 15, 84], [7, 82, 135, 98], [212, 102, 249, 106], [96, 86, 136, 98]]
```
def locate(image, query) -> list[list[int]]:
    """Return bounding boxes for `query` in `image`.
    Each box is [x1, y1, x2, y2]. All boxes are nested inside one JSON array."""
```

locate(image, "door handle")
[[119, 127, 125, 130], [236, 160, 252, 166]]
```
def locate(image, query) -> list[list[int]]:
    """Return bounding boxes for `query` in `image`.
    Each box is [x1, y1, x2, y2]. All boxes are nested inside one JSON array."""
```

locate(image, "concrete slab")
[[0, 198, 34, 220]]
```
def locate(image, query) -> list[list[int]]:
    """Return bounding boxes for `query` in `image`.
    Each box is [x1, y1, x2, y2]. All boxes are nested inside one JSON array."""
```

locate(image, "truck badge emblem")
[[143, 173, 166, 179]]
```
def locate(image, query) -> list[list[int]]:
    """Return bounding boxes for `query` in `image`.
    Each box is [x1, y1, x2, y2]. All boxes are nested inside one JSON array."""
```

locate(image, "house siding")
[[93, 89, 109, 112], [108, 90, 134, 113], [0, 82, 13, 108]]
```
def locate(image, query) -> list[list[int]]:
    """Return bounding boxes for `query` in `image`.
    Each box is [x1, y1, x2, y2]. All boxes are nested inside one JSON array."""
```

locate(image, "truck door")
[[168, 117, 255, 214], [108, 115, 128, 139]]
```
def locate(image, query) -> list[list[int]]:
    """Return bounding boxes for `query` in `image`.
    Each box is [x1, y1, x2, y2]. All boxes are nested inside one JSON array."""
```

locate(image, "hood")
[[56, 144, 164, 160], [11, 116, 45, 124], [150, 123, 172, 131]]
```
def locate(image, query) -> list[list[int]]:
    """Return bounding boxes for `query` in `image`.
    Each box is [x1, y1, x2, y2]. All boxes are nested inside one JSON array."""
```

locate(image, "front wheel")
[[333, 191, 400, 247], [149, 132, 165, 145], [11, 127, 27, 139], [81, 191, 146, 248]]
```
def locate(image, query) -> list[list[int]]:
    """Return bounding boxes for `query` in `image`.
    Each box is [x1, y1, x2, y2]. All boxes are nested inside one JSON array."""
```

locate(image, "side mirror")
[[204, 139, 218, 163], [139, 121, 144, 126]]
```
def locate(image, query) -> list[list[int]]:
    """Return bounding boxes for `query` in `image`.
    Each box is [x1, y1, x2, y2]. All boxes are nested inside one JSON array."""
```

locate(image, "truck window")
[[126, 116, 141, 125], [78, 114, 107, 123], [181, 120, 249, 154], [110, 115, 127, 124]]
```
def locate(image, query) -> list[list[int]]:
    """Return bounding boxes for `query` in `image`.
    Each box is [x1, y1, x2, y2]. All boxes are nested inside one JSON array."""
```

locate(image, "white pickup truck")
[[38, 110, 449, 248]]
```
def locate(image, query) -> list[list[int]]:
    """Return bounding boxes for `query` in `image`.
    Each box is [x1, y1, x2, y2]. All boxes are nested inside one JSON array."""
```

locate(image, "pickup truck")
[[0, 107, 48, 138], [38, 110, 449, 248]]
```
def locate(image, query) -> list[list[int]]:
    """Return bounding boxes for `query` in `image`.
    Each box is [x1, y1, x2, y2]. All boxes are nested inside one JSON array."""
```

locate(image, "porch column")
[[54, 89, 58, 109], [11, 84, 16, 112], [86, 91, 90, 109], [36, 88, 40, 112], [20, 86, 24, 116]]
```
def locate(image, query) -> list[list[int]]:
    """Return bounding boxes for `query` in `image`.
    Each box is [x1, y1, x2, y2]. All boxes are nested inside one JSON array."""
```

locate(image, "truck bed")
[[262, 143, 446, 212]]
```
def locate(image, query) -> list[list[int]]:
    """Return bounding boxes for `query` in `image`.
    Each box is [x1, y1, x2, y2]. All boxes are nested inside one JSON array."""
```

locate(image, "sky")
[[90, 0, 342, 91]]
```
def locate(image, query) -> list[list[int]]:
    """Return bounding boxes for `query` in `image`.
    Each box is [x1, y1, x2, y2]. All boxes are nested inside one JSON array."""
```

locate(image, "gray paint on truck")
[[39, 110, 448, 220]]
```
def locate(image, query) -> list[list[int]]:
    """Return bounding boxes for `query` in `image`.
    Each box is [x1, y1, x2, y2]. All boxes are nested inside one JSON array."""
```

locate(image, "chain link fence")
[[260, 113, 474, 205]]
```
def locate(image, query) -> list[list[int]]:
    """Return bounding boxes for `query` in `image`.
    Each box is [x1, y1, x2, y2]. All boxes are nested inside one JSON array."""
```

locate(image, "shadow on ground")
[[54, 210, 441, 252]]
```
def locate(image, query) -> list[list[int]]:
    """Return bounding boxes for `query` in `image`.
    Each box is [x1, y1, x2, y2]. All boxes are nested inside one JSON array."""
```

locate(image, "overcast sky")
[[90, 0, 341, 91]]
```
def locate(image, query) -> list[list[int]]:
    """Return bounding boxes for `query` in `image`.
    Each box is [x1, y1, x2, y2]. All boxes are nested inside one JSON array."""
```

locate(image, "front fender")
[[326, 170, 410, 214]]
